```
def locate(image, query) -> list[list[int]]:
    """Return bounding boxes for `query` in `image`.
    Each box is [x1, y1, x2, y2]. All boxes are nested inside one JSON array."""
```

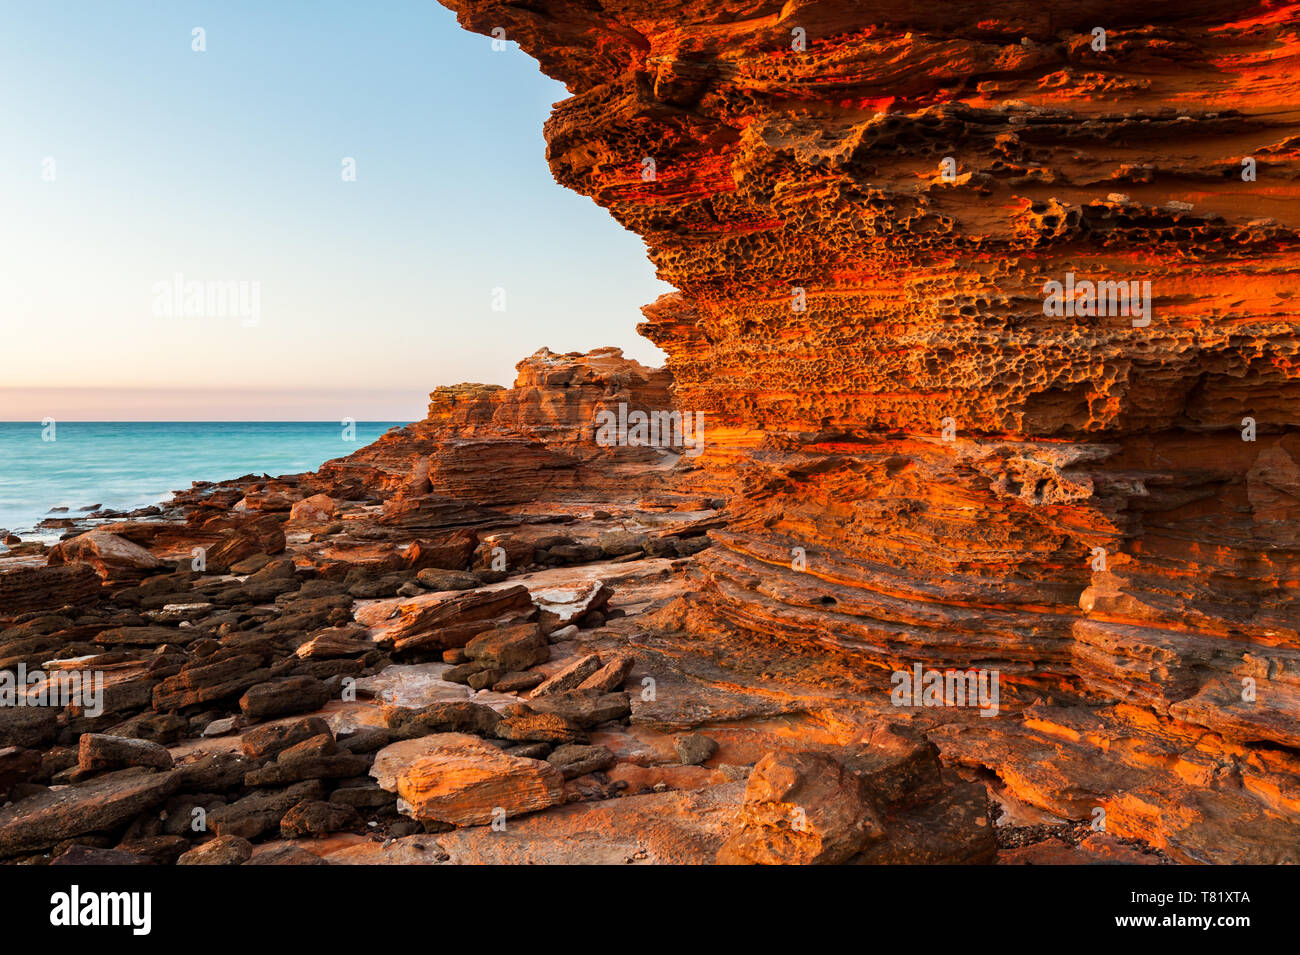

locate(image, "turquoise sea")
[[0, 421, 406, 543]]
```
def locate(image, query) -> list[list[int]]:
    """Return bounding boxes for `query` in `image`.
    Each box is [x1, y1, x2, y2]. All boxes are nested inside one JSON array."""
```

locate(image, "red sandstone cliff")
[[431, 0, 1300, 862]]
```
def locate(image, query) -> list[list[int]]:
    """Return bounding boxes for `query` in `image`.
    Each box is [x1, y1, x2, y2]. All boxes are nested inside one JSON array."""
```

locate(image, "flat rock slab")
[[370, 732, 564, 826], [0, 767, 180, 856], [354, 559, 676, 631], [533, 581, 610, 631], [326, 781, 745, 865], [352, 663, 517, 711], [627, 654, 810, 729]]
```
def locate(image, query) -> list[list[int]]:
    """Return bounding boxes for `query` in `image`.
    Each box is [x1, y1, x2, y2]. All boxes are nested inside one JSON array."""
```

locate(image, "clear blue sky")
[[0, 0, 670, 420]]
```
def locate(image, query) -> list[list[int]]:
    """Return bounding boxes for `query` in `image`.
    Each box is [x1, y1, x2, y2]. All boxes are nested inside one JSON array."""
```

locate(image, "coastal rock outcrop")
[[311, 347, 684, 507], [0, 2, 1296, 866], [431, 0, 1300, 862]]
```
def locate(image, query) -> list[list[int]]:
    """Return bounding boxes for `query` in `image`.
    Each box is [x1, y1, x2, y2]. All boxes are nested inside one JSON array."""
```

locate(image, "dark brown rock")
[[0, 767, 180, 857], [245, 844, 329, 865], [464, 622, 548, 671], [239, 676, 331, 720], [547, 743, 615, 779], [77, 733, 174, 774], [203, 515, 287, 573], [0, 706, 58, 748], [209, 780, 325, 840], [279, 799, 360, 838], [528, 690, 631, 729], [243, 735, 370, 787], [0, 564, 99, 619], [576, 653, 635, 693], [530, 653, 602, 698], [494, 707, 589, 745], [240, 717, 333, 760], [383, 701, 501, 739]]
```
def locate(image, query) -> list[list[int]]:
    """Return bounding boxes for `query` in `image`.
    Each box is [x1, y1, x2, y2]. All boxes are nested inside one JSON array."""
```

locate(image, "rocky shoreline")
[[0, 348, 1160, 865]]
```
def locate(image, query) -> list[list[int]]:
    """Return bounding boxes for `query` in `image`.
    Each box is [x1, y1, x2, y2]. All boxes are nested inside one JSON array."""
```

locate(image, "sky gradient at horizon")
[[0, 1, 672, 421]]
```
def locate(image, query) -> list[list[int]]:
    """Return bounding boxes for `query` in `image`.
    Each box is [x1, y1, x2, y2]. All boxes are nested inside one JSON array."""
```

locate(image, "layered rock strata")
[[0, 2, 1297, 866], [433, 1, 1300, 862], [311, 347, 689, 507], [0, 344, 1012, 866]]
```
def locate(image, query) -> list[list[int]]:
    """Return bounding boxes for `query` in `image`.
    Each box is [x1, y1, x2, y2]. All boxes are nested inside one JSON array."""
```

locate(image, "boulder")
[[370, 733, 564, 826], [415, 568, 482, 591], [494, 706, 588, 745], [245, 844, 329, 865], [383, 701, 501, 739], [243, 734, 370, 787], [533, 581, 612, 635], [175, 752, 252, 791], [492, 671, 545, 693], [0, 746, 41, 798], [152, 651, 270, 711], [288, 494, 337, 524], [77, 734, 173, 774], [576, 653, 635, 693], [210, 780, 325, 840], [716, 751, 883, 865], [402, 530, 478, 571], [203, 516, 287, 573], [547, 743, 616, 780], [674, 733, 719, 766], [530, 653, 602, 698], [279, 799, 360, 839], [528, 690, 631, 728], [239, 676, 331, 720], [0, 706, 58, 748], [0, 564, 100, 618], [388, 585, 535, 654], [464, 623, 549, 671], [47, 529, 163, 581], [239, 717, 333, 760], [295, 626, 372, 660]]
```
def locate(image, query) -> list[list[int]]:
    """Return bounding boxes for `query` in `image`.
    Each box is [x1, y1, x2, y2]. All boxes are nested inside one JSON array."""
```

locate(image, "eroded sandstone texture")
[[1, 3, 1296, 868], [312, 347, 684, 507], [434, 1, 1300, 861]]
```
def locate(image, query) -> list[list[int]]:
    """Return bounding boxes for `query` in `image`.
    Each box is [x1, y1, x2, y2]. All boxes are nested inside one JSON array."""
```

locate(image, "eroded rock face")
[[433, 2, 1300, 862], [0, 564, 100, 617], [0, 5, 1294, 867], [314, 347, 682, 506], [717, 750, 883, 865]]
